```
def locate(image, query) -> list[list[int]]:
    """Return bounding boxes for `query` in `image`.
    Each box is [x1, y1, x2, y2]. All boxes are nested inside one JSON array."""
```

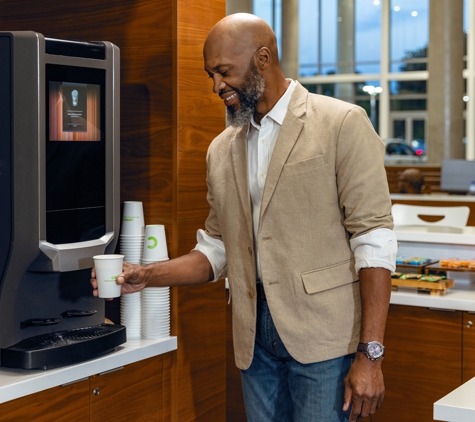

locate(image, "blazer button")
[[248, 290, 255, 299], [248, 247, 252, 255]]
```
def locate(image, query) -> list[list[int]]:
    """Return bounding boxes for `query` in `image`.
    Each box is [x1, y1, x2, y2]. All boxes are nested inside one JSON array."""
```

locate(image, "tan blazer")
[[204, 82, 393, 370]]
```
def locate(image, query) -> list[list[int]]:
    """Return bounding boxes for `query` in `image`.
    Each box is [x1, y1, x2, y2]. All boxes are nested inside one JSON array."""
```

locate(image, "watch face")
[[368, 342, 384, 358]]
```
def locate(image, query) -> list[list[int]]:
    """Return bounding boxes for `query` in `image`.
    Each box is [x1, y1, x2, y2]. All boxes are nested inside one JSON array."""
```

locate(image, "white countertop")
[[434, 376, 475, 421], [0, 336, 177, 404], [390, 282, 475, 312], [391, 194, 475, 202], [394, 225, 475, 246]]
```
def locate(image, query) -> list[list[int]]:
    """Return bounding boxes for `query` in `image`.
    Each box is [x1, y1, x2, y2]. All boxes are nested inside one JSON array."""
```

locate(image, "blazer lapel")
[[231, 126, 253, 242], [259, 83, 308, 224]]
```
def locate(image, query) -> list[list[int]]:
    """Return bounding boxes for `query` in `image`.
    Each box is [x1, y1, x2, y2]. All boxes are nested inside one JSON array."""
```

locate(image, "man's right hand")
[[90, 261, 147, 298]]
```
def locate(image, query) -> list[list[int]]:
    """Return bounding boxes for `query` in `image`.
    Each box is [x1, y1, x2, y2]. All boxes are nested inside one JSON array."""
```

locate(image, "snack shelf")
[[425, 263, 475, 274], [395, 260, 439, 274], [391, 278, 454, 296]]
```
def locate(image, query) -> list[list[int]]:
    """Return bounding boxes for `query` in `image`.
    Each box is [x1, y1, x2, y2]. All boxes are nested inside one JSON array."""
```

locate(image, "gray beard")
[[226, 65, 265, 128]]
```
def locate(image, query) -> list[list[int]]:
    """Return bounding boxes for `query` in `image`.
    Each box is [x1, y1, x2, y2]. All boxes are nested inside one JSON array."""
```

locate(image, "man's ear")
[[255, 47, 271, 70]]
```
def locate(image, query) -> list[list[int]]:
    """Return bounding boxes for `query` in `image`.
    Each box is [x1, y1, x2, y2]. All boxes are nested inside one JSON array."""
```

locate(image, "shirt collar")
[[250, 79, 296, 130]]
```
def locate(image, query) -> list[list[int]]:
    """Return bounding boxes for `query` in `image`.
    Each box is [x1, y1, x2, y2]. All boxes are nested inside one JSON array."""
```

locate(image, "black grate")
[[1, 324, 126, 370], [12, 326, 114, 351]]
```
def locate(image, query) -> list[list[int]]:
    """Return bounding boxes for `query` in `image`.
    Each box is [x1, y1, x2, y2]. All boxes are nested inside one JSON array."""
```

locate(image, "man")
[[91, 13, 397, 422], [397, 168, 425, 194]]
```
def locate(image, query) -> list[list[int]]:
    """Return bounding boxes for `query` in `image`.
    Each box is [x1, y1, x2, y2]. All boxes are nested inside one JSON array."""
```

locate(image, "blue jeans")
[[241, 296, 354, 422]]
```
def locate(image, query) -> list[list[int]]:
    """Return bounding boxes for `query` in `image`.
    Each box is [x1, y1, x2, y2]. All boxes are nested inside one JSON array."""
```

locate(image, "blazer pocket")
[[301, 259, 358, 294], [283, 155, 325, 174]]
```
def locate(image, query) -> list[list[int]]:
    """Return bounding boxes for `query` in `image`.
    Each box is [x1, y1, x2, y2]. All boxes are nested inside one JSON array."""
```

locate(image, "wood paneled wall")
[[0, 1, 226, 420]]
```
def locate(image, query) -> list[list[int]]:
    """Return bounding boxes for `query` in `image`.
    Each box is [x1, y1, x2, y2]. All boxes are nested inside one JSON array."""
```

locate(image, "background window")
[[390, 0, 429, 73], [355, 0, 382, 74]]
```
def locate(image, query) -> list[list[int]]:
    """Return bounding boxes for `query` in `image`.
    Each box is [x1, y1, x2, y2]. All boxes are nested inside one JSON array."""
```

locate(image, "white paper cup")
[[142, 225, 168, 261], [120, 292, 142, 340], [121, 201, 145, 235], [93, 254, 124, 298]]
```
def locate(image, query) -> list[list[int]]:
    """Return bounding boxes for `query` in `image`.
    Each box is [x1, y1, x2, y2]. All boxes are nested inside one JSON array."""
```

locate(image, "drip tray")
[[1, 324, 126, 370]]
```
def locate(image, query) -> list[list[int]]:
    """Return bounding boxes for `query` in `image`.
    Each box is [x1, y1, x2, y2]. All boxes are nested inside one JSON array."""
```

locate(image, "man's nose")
[[212, 75, 225, 94]]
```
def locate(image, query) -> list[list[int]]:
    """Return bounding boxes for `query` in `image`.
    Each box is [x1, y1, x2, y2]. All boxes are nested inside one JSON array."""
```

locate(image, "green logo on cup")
[[123, 215, 139, 222], [147, 236, 158, 249]]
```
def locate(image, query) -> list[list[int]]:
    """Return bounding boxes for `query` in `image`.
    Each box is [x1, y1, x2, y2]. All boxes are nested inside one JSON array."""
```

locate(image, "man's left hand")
[[342, 352, 385, 421]]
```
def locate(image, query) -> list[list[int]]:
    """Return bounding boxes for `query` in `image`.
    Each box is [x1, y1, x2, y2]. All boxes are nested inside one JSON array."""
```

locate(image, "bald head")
[[398, 168, 425, 194], [204, 13, 279, 69]]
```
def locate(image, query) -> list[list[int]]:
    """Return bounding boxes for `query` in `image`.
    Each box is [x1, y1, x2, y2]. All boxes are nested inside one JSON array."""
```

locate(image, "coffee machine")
[[0, 32, 125, 369]]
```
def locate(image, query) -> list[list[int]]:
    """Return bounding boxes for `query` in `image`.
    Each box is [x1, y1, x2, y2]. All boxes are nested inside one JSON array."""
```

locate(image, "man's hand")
[[90, 250, 215, 298], [90, 261, 145, 298], [342, 353, 385, 421]]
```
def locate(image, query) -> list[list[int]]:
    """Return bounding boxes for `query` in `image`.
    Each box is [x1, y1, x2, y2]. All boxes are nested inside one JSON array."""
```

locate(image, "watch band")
[[357, 342, 367, 353], [357, 341, 385, 361]]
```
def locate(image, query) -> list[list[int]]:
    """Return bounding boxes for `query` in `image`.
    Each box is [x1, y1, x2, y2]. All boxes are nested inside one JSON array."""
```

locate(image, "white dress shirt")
[[194, 80, 397, 282]]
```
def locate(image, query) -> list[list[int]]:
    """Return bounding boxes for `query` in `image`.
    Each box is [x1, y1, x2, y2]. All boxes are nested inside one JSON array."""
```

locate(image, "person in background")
[[397, 168, 425, 194], [91, 13, 397, 422]]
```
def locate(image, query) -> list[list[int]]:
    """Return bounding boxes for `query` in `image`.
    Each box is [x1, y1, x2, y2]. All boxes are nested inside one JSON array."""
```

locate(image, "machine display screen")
[[48, 81, 101, 140], [45, 64, 106, 244]]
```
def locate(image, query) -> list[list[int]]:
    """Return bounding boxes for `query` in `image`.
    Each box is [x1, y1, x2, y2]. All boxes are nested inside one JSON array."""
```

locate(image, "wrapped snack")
[[420, 275, 446, 282], [440, 258, 459, 267], [407, 257, 431, 265], [396, 256, 407, 265], [399, 273, 422, 280], [391, 272, 402, 279]]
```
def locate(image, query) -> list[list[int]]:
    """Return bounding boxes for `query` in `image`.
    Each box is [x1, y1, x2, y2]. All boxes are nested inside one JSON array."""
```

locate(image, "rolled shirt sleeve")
[[350, 228, 397, 274], [192, 229, 228, 282]]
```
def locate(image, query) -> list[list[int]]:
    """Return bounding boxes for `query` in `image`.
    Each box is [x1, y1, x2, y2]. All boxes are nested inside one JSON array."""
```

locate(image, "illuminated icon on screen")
[[71, 90, 78, 106]]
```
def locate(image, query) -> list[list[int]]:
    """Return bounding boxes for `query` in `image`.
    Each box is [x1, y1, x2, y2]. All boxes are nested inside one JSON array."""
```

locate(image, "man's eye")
[[220, 72, 228, 77]]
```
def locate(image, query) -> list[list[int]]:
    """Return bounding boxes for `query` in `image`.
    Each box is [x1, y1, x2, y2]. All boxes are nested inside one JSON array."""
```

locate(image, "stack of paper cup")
[[141, 224, 170, 339], [120, 201, 145, 264], [120, 292, 142, 340], [119, 201, 144, 338], [141, 287, 170, 339], [141, 224, 168, 265]]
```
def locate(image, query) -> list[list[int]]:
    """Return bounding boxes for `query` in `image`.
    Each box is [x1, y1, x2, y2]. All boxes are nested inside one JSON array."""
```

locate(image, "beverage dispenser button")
[[20, 318, 62, 329], [62, 309, 98, 318]]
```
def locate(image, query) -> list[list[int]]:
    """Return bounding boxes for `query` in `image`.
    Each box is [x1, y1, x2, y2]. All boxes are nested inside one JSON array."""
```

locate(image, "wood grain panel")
[[90, 356, 164, 422], [0, 379, 89, 422], [170, 216, 226, 422], [463, 312, 475, 383], [119, 0, 174, 220], [162, 351, 175, 422], [226, 292, 247, 422], [175, 0, 226, 220], [173, 280, 226, 422], [372, 304, 462, 422]]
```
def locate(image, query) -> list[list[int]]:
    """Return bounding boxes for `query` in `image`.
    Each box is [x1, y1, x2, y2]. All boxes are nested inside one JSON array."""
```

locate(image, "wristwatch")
[[357, 341, 385, 361]]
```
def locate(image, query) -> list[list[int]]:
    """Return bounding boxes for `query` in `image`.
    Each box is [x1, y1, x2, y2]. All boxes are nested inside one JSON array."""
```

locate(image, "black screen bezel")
[[45, 64, 106, 244]]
